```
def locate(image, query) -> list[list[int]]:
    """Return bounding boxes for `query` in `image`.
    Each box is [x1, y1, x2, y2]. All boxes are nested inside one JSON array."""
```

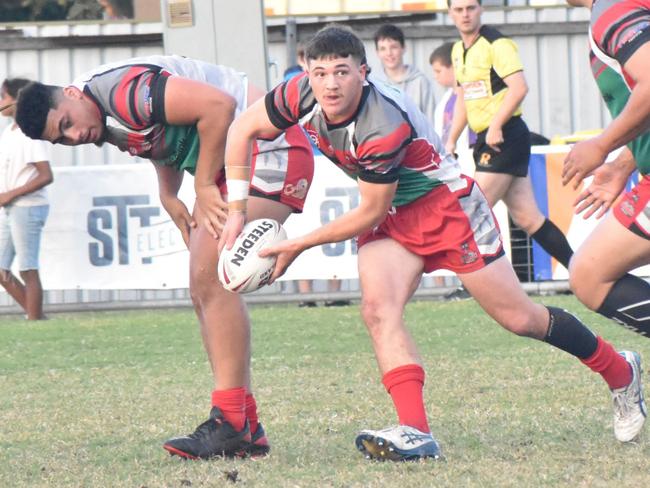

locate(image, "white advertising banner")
[[38, 147, 592, 290], [40, 159, 371, 289], [40, 164, 194, 290]]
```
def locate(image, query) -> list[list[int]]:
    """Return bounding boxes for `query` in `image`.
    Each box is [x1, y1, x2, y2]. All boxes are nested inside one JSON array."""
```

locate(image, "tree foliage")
[[0, 1, 132, 22]]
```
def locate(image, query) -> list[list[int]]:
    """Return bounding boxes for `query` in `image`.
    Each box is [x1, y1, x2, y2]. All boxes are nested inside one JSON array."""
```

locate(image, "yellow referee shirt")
[[451, 25, 524, 133]]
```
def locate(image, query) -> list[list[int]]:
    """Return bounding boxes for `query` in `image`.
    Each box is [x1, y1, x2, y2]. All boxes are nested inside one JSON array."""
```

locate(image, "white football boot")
[[611, 351, 647, 442], [355, 425, 442, 461]]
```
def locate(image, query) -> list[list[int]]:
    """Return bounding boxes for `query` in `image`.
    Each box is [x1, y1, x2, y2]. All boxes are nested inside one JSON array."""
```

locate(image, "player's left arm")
[[260, 179, 397, 282], [486, 71, 528, 150], [162, 76, 237, 238]]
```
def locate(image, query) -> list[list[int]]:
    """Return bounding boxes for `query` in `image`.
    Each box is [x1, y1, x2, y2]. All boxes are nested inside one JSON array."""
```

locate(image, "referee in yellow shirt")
[[445, 0, 573, 299]]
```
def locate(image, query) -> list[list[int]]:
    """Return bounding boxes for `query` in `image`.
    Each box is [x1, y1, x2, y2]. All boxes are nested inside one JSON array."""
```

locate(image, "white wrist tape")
[[226, 179, 250, 202]]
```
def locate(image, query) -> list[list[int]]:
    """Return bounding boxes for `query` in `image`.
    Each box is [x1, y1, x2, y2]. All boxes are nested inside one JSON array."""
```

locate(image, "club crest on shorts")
[[283, 178, 309, 200], [460, 242, 478, 264], [479, 152, 491, 167]]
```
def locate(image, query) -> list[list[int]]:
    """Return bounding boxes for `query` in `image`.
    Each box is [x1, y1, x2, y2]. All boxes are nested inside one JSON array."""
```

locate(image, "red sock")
[[581, 336, 632, 389], [382, 364, 430, 433], [211, 387, 247, 431], [245, 392, 260, 435]]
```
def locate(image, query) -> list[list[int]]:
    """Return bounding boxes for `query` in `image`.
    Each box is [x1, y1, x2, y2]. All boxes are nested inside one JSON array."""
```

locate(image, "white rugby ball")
[[217, 218, 287, 294]]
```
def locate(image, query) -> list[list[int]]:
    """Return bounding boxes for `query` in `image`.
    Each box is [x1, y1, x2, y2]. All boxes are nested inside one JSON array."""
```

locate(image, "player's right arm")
[[261, 178, 396, 283], [445, 84, 467, 157], [153, 163, 195, 247], [162, 76, 237, 239], [590, 44, 650, 155], [564, 28, 650, 187]]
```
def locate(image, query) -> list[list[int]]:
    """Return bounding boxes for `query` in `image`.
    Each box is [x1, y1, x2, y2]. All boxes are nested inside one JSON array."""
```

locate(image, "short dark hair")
[[15, 81, 62, 140], [447, 0, 482, 7], [429, 42, 454, 66], [2, 78, 31, 99], [305, 24, 368, 67], [374, 24, 405, 47]]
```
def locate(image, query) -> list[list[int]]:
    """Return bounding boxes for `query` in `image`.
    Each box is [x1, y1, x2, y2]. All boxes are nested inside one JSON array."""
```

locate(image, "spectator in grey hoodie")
[[373, 24, 435, 124]]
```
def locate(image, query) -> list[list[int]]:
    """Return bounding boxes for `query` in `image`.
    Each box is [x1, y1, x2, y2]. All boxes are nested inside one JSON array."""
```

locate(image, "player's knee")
[[499, 311, 541, 338], [360, 298, 379, 327], [360, 297, 389, 333], [568, 258, 599, 310], [515, 218, 537, 235], [510, 211, 541, 235], [189, 266, 215, 307]]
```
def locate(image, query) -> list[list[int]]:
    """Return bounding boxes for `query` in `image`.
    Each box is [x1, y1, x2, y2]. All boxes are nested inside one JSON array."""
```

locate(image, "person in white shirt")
[[0, 78, 53, 320]]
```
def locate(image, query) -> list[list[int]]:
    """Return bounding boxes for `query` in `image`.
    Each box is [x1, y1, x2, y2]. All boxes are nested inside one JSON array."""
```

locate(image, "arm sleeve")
[[103, 66, 168, 130], [602, 14, 650, 66], [492, 38, 524, 79], [264, 72, 311, 130], [451, 41, 464, 84], [357, 166, 400, 184]]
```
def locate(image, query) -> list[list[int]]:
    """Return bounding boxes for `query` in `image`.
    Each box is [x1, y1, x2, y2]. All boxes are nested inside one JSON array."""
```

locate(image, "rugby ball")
[[217, 218, 287, 294]]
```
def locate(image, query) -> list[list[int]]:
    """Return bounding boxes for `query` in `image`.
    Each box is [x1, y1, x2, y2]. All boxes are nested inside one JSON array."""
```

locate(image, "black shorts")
[[472, 116, 531, 177]]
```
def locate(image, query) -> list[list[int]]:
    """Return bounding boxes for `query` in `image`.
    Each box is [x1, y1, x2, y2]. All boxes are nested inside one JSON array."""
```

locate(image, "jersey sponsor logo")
[[129, 141, 152, 155], [462, 80, 489, 100], [620, 23, 650, 49], [304, 128, 320, 148]]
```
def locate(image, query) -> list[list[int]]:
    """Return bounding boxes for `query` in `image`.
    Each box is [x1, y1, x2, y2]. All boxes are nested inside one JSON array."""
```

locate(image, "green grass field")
[[2, 296, 650, 487]]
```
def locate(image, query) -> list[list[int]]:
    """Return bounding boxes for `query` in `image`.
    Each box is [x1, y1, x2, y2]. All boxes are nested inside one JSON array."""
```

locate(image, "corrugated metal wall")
[[0, 22, 162, 167], [265, 6, 608, 139], [0, 7, 606, 164], [0, 7, 599, 311]]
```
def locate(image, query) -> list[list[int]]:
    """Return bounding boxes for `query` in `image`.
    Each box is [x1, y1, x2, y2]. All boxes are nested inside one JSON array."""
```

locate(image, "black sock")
[[597, 273, 650, 337], [543, 306, 598, 359], [530, 219, 573, 268]]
